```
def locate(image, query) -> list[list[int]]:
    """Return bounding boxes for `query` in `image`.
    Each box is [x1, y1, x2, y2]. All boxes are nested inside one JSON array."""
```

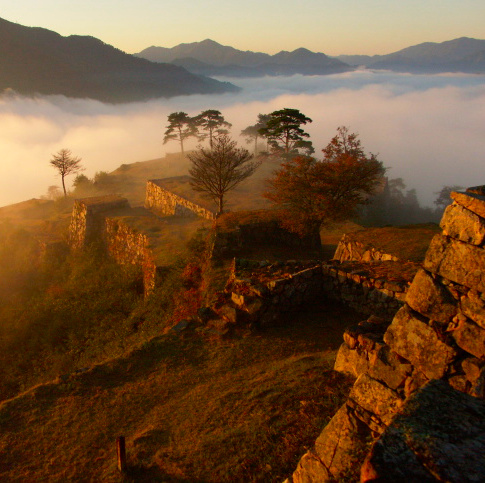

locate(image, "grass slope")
[[0, 300, 359, 482]]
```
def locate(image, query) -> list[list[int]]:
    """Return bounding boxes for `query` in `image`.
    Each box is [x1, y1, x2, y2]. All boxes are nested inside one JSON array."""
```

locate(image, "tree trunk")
[[180, 138, 184, 155], [61, 175, 67, 197], [218, 195, 224, 215]]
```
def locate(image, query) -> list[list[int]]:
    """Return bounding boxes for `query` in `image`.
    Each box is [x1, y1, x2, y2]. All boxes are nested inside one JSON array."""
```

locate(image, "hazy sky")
[[1, 0, 485, 55]]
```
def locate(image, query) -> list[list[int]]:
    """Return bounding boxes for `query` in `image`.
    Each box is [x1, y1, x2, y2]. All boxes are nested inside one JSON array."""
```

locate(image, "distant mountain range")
[[337, 37, 485, 73], [136, 39, 353, 77], [137, 37, 485, 77], [0, 17, 238, 103]]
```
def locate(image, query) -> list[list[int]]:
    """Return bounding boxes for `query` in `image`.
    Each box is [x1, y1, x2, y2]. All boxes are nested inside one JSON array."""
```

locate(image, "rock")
[[368, 346, 412, 390], [361, 380, 485, 483], [309, 403, 372, 481], [289, 450, 333, 483], [462, 357, 485, 398], [451, 315, 485, 359], [216, 304, 238, 323], [424, 234, 485, 292], [231, 292, 245, 306], [348, 374, 403, 426], [245, 298, 264, 316], [334, 342, 370, 378], [466, 185, 485, 196], [451, 189, 485, 219], [196, 306, 217, 323], [384, 306, 457, 380], [405, 269, 457, 324], [440, 202, 485, 245], [460, 289, 485, 330], [404, 370, 429, 398]]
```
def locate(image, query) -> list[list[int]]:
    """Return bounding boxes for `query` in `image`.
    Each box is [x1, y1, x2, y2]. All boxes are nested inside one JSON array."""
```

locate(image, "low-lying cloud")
[[1, 71, 484, 207]]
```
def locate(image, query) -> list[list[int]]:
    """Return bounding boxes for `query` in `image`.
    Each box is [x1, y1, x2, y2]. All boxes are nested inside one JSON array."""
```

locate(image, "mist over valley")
[[1, 70, 484, 208]]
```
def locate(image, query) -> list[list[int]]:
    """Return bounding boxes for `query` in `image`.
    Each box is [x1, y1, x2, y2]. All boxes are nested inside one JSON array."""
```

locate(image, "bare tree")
[[49, 149, 84, 197], [188, 135, 260, 214]]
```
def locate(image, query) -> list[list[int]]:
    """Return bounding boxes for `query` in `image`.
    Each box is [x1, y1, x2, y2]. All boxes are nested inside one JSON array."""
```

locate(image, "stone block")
[[290, 450, 333, 483], [334, 343, 370, 378], [384, 306, 457, 379], [349, 374, 403, 426], [424, 234, 485, 293], [451, 189, 485, 219], [451, 316, 485, 359], [460, 289, 485, 329], [368, 346, 413, 390], [312, 403, 372, 481], [440, 202, 485, 245], [406, 269, 457, 324], [361, 380, 485, 483]]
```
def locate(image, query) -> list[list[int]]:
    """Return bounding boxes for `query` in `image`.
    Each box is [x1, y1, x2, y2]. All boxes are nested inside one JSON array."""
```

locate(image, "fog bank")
[[0, 71, 484, 207]]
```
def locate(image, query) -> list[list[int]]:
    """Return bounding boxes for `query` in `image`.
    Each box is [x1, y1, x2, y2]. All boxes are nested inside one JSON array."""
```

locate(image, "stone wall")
[[69, 195, 130, 250], [104, 218, 157, 296], [145, 180, 215, 220], [334, 233, 399, 262], [287, 186, 485, 482], [321, 261, 414, 320], [204, 257, 413, 333]]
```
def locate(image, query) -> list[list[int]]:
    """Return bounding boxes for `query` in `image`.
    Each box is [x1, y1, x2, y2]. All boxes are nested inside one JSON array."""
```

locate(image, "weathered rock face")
[[145, 179, 215, 220], [288, 186, 485, 482]]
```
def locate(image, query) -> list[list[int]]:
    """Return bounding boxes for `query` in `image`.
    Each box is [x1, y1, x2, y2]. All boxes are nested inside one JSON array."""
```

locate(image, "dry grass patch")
[[344, 223, 440, 262], [0, 300, 360, 482]]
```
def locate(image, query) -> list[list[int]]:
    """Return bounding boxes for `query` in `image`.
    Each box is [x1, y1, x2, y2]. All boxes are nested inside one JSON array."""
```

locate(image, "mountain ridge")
[[137, 36, 485, 76], [0, 18, 238, 103], [136, 39, 352, 77]]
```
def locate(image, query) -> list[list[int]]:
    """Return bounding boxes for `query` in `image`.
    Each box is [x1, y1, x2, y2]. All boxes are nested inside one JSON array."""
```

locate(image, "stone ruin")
[[285, 186, 485, 482], [145, 177, 216, 220]]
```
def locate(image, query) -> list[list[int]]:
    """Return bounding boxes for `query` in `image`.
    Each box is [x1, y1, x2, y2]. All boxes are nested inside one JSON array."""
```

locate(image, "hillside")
[[338, 37, 485, 73], [136, 39, 353, 77], [0, 18, 238, 103]]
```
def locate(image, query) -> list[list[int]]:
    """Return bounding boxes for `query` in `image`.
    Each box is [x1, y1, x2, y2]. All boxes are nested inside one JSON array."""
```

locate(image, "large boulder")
[[361, 380, 485, 482]]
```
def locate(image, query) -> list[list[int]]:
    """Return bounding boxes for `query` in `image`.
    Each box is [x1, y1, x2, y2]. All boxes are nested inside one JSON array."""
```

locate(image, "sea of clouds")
[[1, 70, 484, 207]]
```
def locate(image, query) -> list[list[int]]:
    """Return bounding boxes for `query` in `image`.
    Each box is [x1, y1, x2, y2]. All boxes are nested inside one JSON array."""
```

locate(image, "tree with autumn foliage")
[[264, 126, 385, 237]]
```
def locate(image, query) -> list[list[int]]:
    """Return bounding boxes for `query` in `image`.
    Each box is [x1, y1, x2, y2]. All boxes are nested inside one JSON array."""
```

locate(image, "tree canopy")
[[163, 111, 198, 154], [264, 126, 385, 236], [240, 114, 271, 155], [194, 109, 232, 148], [188, 134, 260, 214], [258, 108, 314, 156], [49, 149, 84, 197]]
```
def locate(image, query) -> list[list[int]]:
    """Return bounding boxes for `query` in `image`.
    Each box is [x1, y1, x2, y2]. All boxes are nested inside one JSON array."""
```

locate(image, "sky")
[[1, 72, 484, 208], [1, 0, 485, 56]]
